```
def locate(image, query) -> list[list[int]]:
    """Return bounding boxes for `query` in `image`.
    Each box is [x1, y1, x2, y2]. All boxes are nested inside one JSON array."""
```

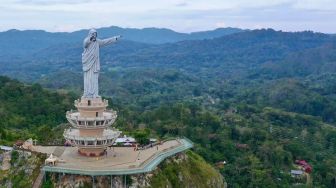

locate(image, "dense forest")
[[0, 76, 75, 145], [0, 28, 336, 187]]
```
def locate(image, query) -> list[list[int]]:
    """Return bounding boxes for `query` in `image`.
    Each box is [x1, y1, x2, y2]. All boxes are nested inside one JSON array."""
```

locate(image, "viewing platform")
[[66, 110, 117, 129], [40, 138, 193, 176], [63, 128, 121, 148]]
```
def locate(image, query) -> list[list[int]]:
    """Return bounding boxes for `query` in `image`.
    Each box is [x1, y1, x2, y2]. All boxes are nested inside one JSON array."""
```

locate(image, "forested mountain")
[[0, 26, 243, 58], [260, 43, 336, 78], [0, 29, 334, 82], [0, 28, 336, 187]]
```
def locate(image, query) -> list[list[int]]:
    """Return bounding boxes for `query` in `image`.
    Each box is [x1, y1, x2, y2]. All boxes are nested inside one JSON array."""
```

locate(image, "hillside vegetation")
[[0, 76, 75, 145], [149, 151, 225, 188], [0, 28, 336, 187]]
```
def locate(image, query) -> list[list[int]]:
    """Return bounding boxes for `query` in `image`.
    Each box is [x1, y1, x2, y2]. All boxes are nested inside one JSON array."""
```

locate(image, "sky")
[[0, 0, 335, 33]]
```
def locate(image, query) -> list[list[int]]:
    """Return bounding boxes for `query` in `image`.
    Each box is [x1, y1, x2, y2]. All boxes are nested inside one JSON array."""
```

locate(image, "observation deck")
[[40, 138, 193, 176], [66, 110, 117, 129], [63, 128, 121, 148]]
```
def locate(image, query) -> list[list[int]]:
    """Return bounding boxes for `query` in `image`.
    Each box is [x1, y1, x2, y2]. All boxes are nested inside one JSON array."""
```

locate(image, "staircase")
[[52, 146, 65, 157]]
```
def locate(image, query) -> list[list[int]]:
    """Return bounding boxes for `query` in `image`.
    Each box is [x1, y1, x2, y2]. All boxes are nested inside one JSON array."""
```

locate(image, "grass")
[[149, 150, 224, 188]]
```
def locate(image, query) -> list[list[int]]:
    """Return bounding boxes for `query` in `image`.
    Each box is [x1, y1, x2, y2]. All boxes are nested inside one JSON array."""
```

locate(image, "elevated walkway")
[[42, 138, 193, 176]]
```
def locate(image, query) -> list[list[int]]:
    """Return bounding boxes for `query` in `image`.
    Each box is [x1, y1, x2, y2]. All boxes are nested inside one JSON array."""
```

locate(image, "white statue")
[[82, 29, 120, 98]]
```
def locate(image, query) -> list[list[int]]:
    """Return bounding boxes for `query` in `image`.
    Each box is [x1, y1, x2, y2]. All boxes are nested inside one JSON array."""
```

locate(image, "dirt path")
[[1, 152, 11, 170], [306, 172, 312, 187], [32, 170, 44, 188]]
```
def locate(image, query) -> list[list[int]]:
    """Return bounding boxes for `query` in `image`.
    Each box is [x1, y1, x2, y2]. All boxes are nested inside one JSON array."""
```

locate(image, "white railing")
[[66, 110, 117, 121], [63, 129, 121, 142], [66, 110, 117, 128]]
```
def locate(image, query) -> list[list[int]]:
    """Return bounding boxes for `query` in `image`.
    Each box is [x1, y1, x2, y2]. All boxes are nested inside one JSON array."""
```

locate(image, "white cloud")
[[0, 0, 335, 33], [292, 0, 336, 11]]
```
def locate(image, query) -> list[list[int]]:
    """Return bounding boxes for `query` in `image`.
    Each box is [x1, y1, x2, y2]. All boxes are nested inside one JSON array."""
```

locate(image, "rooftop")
[[0, 145, 13, 151], [291, 170, 304, 175], [115, 136, 136, 143]]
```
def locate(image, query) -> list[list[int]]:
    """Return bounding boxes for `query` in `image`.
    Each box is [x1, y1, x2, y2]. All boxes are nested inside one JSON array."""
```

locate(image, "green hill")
[[0, 76, 75, 145], [1, 75, 335, 186], [0, 28, 336, 187]]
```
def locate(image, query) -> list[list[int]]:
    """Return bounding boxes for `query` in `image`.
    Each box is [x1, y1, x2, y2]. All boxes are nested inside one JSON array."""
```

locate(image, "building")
[[291, 170, 304, 178], [114, 135, 136, 146], [295, 160, 312, 173], [149, 138, 157, 143], [0, 145, 13, 152], [63, 97, 121, 157]]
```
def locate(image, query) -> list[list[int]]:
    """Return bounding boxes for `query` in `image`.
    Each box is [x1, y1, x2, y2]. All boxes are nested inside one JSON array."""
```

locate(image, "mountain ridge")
[[0, 28, 334, 82], [0, 26, 244, 57]]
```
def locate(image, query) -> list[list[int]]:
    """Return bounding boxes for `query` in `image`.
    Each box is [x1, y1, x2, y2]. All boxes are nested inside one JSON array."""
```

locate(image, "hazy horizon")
[[1, 25, 334, 35], [1, 0, 336, 33]]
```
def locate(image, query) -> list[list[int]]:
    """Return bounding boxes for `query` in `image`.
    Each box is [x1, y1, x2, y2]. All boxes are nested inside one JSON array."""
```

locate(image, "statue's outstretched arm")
[[98, 35, 121, 47]]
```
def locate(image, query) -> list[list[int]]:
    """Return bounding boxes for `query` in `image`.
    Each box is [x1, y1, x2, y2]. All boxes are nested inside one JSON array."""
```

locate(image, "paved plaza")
[[33, 139, 193, 175]]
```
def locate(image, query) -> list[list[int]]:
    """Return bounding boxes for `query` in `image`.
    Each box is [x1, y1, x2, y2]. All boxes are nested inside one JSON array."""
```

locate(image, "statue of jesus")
[[82, 29, 121, 98]]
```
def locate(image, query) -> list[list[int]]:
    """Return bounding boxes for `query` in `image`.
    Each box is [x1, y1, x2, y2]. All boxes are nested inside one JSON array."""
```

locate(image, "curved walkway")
[[42, 138, 193, 176]]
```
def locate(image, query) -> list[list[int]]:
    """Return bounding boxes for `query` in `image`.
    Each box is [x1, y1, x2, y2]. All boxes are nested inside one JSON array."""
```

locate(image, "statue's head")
[[88, 29, 97, 41]]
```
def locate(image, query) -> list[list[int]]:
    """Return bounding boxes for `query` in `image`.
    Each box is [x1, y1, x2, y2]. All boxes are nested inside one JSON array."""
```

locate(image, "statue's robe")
[[82, 33, 117, 98]]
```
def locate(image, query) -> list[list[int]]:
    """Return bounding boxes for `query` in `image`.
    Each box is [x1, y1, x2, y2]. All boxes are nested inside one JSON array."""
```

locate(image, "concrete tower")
[[63, 97, 121, 156], [63, 29, 121, 157]]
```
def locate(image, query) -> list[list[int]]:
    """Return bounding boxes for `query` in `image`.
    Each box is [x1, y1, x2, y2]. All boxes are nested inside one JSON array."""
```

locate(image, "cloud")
[[14, 0, 93, 5], [0, 0, 335, 33], [292, 0, 336, 11], [175, 2, 188, 7]]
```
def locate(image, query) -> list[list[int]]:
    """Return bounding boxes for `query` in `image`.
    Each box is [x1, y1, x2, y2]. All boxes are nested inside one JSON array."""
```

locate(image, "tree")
[[133, 129, 150, 145]]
